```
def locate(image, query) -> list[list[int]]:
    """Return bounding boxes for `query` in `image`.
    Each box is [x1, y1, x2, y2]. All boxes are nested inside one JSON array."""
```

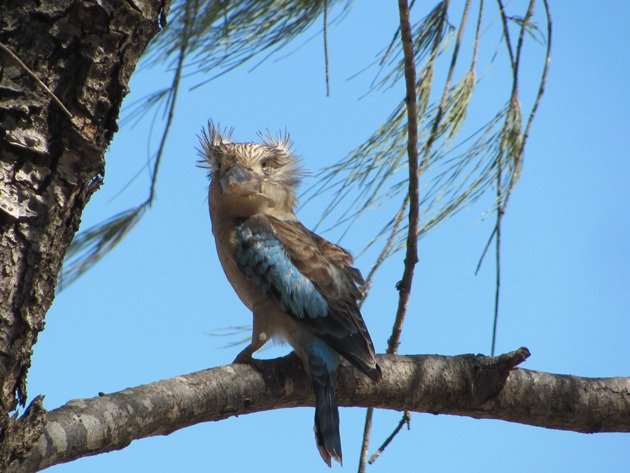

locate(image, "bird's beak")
[[219, 164, 261, 196]]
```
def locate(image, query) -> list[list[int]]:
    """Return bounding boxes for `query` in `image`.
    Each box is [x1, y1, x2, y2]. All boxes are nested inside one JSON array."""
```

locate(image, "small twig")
[[468, 1, 492, 280], [323, 0, 330, 96], [360, 198, 409, 303], [368, 411, 411, 465], [390, 0, 468, 352], [481, 0, 548, 355], [0, 42, 74, 121], [430, 0, 471, 134], [496, 0, 516, 74], [474, 223, 497, 275], [490, 151, 503, 356], [357, 407, 374, 473], [370, 0, 417, 89], [513, 0, 536, 75], [521, 0, 552, 157], [470, 0, 485, 71], [489, 0, 538, 355], [146, 0, 199, 206], [497, 346, 531, 368], [386, 0, 424, 354], [499, 0, 549, 215]]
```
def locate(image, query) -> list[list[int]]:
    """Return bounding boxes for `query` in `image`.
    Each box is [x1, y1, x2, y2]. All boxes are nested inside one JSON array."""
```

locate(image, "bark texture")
[[9, 349, 630, 472], [0, 0, 164, 467]]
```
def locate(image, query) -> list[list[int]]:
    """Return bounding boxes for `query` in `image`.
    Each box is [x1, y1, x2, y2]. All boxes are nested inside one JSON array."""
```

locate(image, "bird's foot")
[[233, 346, 256, 365]]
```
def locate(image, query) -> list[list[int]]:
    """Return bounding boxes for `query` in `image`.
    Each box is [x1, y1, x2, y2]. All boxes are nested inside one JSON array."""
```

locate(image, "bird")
[[199, 122, 381, 466]]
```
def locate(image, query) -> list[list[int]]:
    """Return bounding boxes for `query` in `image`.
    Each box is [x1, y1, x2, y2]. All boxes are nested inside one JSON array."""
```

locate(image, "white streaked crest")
[[197, 121, 233, 169], [259, 128, 293, 155], [205, 120, 233, 146]]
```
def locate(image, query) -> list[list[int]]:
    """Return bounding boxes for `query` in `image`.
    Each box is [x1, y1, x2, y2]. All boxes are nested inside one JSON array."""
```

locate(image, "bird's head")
[[199, 122, 302, 219]]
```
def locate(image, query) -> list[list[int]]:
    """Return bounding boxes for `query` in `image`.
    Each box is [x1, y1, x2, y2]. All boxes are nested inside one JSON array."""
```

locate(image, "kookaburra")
[[199, 122, 381, 466]]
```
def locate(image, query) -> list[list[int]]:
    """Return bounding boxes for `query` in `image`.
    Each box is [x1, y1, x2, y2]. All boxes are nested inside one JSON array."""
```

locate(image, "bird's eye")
[[261, 159, 272, 171]]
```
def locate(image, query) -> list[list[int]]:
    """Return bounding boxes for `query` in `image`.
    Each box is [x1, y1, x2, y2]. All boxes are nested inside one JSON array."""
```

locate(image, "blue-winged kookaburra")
[[199, 122, 381, 466]]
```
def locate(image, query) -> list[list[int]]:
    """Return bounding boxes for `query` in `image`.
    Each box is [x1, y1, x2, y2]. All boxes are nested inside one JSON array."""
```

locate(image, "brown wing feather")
[[268, 216, 381, 381]]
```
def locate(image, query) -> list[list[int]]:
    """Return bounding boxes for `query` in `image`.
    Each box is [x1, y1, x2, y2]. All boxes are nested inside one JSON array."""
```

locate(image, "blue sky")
[[28, 2, 629, 472]]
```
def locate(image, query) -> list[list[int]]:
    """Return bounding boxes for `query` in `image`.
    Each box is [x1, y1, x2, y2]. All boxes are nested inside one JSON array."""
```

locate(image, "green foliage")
[[149, 0, 349, 82], [60, 206, 146, 288], [61, 1, 551, 290]]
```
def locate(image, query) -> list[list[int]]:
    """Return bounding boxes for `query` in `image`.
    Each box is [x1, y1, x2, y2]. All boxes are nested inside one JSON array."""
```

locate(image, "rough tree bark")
[[0, 0, 165, 468]]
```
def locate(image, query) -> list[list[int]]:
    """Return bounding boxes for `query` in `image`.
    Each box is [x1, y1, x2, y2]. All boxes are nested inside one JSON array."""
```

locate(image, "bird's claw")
[[233, 348, 255, 365]]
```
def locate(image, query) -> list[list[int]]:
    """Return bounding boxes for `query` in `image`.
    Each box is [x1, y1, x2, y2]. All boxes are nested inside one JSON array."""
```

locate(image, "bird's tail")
[[308, 353, 342, 467]]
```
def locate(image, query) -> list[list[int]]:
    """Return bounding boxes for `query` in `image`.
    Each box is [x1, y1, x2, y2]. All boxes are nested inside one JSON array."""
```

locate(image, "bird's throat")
[[216, 192, 268, 218]]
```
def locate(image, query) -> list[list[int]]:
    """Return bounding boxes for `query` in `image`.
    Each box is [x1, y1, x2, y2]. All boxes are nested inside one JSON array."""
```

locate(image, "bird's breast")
[[211, 216, 268, 311]]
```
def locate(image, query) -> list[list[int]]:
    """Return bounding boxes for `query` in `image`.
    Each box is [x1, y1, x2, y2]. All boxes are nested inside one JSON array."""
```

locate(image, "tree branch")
[[11, 348, 630, 472]]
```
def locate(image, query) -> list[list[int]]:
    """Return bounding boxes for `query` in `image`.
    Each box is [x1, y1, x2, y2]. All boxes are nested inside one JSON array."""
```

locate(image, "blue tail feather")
[[308, 353, 342, 467]]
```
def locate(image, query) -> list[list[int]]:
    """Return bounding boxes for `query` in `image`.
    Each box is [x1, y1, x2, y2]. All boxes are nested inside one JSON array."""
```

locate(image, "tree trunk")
[[0, 0, 164, 467]]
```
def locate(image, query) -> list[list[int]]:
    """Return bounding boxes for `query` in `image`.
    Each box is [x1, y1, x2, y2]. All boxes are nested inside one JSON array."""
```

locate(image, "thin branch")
[[470, 0, 484, 71], [0, 42, 74, 121], [309, 0, 542, 274], [361, 1, 462, 468], [387, 0, 423, 356], [490, 153, 503, 356], [357, 406, 374, 472], [480, 0, 550, 354], [474, 224, 497, 275], [357, 0, 421, 458], [492, 0, 521, 350], [323, 0, 330, 96], [521, 0, 552, 160], [146, 0, 199, 206], [356, 0, 420, 460], [368, 0, 416, 89], [12, 348, 630, 472], [513, 0, 536, 78], [390, 0, 468, 353], [498, 0, 547, 216], [496, 0, 516, 73], [490, 0, 537, 354], [359, 197, 409, 303], [368, 411, 411, 464], [425, 0, 469, 151]]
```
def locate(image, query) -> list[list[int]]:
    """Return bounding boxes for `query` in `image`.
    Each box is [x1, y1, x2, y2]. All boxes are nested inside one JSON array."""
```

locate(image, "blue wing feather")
[[235, 220, 328, 319]]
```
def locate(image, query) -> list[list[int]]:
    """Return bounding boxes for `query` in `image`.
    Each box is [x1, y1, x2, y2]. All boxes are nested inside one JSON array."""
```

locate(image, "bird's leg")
[[233, 338, 265, 364], [233, 316, 268, 364]]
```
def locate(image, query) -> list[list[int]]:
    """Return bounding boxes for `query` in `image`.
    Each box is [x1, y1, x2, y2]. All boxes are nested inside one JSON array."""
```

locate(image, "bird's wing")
[[233, 214, 380, 380]]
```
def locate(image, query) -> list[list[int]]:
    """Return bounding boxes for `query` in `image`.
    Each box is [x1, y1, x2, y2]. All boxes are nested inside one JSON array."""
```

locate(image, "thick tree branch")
[[11, 348, 630, 472]]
